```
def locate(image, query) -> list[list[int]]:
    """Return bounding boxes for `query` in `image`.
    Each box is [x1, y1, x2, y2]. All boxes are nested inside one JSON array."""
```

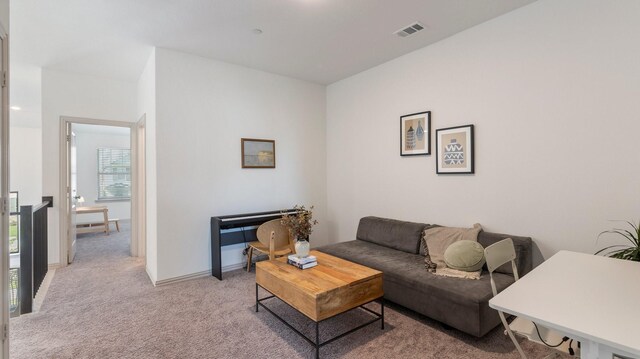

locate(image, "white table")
[[490, 251, 640, 359]]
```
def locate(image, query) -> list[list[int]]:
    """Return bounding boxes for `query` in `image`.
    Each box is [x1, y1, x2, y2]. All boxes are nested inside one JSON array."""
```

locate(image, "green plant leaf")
[[602, 229, 637, 246], [595, 245, 628, 256], [595, 219, 640, 262], [620, 229, 639, 246]]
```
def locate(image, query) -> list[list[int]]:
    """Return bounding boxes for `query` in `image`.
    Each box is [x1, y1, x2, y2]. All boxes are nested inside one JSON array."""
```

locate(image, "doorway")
[[60, 117, 145, 266], [70, 123, 132, 261]]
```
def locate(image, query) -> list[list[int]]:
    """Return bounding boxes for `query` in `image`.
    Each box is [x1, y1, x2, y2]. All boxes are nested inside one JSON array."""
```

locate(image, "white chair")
[[485, 238, 575, 359]]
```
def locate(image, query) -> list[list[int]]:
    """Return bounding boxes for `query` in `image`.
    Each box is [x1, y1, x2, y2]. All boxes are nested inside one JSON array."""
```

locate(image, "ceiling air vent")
[[394, 22, 425, 38]]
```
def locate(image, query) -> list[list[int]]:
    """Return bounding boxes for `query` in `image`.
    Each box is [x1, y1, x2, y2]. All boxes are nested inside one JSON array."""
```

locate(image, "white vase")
[[295, 239, 310, 258]]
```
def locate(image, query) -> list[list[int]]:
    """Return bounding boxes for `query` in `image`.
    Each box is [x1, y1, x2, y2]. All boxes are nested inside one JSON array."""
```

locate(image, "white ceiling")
[[11, 0, 536, 85], [10, 0, 536, 127]]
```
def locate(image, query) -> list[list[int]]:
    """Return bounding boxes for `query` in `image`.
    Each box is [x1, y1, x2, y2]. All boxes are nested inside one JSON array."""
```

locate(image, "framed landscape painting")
[[241, 138, 276, 168], [400, 111, 431, 156], [436, 125, 474, 174]]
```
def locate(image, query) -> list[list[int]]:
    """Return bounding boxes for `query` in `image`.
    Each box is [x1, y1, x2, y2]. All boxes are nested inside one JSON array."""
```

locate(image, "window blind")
[[98, 148, 131, 200]]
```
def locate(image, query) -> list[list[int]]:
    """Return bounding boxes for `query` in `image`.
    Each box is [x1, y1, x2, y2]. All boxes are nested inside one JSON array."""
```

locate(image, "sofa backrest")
[[477, 231, 533, 276], [357, 216, 428, 254]]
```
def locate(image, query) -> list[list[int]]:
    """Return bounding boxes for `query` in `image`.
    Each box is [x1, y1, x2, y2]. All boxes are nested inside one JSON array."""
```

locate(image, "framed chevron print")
[[436, 124, 474, 174]]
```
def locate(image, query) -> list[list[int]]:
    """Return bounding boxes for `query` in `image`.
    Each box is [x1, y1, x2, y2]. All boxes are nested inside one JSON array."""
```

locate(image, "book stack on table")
[[287, 255, 317, 269]]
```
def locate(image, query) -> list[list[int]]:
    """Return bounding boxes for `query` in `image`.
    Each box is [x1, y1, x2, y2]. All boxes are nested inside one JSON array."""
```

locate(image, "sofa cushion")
[[316, 239, 516, 337], [419, 224, 440, 256], [424, 224, 482, 273], [318, 239, 429, 278], [477, 231, 533, 276], [318, 240, 510, 304], [356, 216, 427, 254], [444, 240, 486, 272]]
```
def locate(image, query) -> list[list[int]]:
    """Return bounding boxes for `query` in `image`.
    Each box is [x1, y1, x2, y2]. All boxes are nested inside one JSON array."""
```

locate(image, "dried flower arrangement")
[[281, 205, 318, 241]]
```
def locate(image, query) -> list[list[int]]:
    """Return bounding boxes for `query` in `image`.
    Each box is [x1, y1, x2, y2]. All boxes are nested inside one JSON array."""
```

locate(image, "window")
[[98, 148, 131, 200], [9, 191, 19, 254]]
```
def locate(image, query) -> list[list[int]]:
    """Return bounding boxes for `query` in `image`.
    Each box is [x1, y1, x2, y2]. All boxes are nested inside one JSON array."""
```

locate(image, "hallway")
[[8, 221, 151, 358]]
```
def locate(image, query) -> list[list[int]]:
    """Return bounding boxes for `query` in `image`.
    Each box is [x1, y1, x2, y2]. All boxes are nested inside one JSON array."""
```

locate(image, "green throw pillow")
[[444, 240, 486, 272]]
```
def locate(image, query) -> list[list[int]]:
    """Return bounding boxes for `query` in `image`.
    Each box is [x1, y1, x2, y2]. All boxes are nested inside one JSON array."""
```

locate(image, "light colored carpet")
[[10, 222, 569, 358]]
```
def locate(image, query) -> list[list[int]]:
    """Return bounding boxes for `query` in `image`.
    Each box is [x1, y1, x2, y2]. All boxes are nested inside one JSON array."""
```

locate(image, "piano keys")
[[210, 209, 295, 280]]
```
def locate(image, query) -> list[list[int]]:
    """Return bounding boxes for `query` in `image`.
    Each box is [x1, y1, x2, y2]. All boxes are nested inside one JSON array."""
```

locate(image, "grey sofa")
[[316, 216, 532, 337]]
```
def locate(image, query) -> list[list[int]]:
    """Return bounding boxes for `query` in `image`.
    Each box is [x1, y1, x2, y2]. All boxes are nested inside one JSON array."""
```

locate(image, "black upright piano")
[[210, 209, 296, 280]]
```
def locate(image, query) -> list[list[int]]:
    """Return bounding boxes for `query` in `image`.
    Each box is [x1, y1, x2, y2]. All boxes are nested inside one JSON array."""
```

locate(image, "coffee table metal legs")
[[357, 297, 384, 330], [256, 284, 384, 358], [381, 297, 384, 329]]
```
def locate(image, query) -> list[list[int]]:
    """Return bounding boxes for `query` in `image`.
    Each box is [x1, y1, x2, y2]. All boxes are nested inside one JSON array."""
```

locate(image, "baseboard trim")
[[153, 263, 246, 287], [33, 269, 56, 312], [48, 263, 62, 270], [222, 262, 246, 273], [154, 270, 210, 286], [145, 267, 157, 286]]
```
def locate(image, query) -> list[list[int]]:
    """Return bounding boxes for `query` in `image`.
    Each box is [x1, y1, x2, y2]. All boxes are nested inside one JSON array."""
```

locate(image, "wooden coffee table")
[[255, 250, 384, 358]]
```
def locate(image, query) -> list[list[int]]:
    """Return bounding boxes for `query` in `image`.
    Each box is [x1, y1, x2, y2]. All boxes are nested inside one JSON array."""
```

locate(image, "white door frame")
[[0, 27, 10, 359], [134, 115, 146, 261], [59, 116, 143, 266]]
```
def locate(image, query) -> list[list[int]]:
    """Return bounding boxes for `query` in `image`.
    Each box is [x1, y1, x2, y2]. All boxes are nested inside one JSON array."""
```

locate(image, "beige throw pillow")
[[421, 224, 440, 272], [424, 223, 483, 279]]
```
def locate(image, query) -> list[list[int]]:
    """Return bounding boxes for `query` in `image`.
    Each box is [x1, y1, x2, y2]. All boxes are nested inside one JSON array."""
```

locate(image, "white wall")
[[74, 128, 131, 222], [136, 49, 157, 282], [10, 127, 42, 206], [154, 48, 327, 282], [42, 69, 137, 265], [326, 0, 640, 264], [9, 64, 41, 128]]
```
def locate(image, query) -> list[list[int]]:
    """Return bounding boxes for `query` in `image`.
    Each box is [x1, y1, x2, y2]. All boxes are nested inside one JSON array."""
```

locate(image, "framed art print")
[[436, 124, 474, 174], [241, 138, 275, 168], [400, 111, 431, 156]]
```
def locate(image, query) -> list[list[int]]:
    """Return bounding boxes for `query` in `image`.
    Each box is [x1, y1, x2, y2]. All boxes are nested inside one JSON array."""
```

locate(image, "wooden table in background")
[[74, 206, 110, 235], [256, 250, 384, 358]]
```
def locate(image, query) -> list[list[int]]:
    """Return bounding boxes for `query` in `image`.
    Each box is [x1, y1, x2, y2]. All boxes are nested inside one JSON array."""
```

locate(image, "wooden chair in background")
[[246, 219, 294, 272]]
